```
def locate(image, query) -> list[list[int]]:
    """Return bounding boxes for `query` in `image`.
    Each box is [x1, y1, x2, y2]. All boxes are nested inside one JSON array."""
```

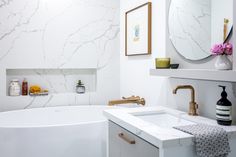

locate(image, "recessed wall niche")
[[6, 69, 97, 96]]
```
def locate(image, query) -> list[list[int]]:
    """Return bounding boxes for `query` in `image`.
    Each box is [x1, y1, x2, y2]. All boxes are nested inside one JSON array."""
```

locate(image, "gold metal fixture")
[[224, 18, 229, 41], [173, 85, 198, 116], [118, 133, 136, 144], [108, 96, 145, 106]]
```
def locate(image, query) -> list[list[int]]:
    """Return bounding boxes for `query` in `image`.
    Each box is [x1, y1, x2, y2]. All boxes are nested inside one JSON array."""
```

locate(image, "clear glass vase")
[[215, 55, 232, 70], [76, 85, 85, 94]]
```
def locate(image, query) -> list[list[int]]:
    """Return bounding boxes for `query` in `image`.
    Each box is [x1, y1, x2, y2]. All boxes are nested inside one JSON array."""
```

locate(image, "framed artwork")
[[125, 2, 152, 56]]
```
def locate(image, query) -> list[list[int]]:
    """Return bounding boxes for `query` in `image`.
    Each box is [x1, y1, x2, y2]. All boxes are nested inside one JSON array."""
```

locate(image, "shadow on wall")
[[166, 78, 236, 124]]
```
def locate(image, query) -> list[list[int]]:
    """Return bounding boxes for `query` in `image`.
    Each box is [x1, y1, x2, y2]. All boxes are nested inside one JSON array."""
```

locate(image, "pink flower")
[[211, 42, 233, 56], [211, 44, 224, 55], [223, 42, 233, 55]]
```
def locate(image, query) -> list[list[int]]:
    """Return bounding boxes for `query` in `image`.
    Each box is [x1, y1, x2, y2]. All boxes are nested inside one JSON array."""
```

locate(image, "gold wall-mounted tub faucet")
[[173, 85, 198, 116], [108, 96, 145, 106]]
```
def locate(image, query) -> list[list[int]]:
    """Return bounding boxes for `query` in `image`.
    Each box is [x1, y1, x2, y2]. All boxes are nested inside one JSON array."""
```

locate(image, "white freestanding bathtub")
[[0, 105, 113, 157]]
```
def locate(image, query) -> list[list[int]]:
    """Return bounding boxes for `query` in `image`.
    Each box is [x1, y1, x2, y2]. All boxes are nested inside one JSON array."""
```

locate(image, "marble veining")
[[0, 0, 40, 61], [0, 0, 120, 111], [169, 0, 211, 60], [24, 96, 36, 109], [104, 106, 236, 149], [0, 0, 13, 8]]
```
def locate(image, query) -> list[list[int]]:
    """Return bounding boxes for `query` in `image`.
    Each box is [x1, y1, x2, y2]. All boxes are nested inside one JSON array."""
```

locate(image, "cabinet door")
[[109, 121, 159, 157]]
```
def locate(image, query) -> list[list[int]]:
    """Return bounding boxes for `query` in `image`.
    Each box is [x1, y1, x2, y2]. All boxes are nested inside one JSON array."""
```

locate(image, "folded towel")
[[174, 124, 230, 157]]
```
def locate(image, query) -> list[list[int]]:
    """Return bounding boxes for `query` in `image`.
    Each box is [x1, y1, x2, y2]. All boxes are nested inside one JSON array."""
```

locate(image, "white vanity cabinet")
[[108, 121, 159, 157]]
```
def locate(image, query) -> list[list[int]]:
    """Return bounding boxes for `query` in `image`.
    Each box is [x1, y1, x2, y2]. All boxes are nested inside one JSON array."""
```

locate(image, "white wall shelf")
[[150, 69, 236, 82]]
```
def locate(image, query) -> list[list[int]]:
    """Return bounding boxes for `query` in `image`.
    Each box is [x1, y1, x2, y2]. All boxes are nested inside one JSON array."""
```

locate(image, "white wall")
[[234, 0, 236, 69], [120, 0, 236, 122], [165, 0, 236, 121], [0, 0, 120, 111], [1, 0, 235, 123], [120, 0, 167, 106], [212, 0, 233, 45]]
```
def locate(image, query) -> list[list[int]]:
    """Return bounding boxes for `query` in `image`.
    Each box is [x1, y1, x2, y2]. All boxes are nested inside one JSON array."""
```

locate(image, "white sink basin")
[[134, 112, 196, 128]]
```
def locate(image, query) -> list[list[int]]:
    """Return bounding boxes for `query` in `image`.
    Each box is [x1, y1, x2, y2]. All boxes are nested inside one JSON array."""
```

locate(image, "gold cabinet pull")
[[118, 133, 135, 144]]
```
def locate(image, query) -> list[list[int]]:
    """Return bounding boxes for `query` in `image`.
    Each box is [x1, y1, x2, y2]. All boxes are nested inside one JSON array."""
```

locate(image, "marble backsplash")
[[0, 0, 120, 111]]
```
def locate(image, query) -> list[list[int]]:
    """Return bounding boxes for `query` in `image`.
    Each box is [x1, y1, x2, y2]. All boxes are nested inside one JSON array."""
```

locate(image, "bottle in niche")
[[76, 80, 85, 94], [216, 85, 232, 126], [9, 79, 21, 96], [22, 78, 28, 96]]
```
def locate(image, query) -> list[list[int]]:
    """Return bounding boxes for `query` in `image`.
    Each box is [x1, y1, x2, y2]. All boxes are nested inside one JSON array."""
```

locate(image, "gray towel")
[[174, 124, 230, 157]]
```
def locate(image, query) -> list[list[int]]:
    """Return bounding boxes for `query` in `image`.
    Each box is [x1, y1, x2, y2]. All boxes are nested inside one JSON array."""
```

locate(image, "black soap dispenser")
[[216, 85, 232, 126]]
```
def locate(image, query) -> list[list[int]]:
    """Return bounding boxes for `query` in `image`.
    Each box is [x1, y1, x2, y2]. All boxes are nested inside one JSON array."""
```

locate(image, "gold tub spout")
[[173, 85, 198, 116], [108, 96, 145, 106]]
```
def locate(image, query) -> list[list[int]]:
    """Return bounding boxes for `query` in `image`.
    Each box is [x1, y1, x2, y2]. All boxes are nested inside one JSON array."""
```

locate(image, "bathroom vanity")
[[109, 121, 159, 157], [104, 107, 236, 157]]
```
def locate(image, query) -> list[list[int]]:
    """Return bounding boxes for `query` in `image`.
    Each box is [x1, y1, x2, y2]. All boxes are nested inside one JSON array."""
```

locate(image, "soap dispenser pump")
[[216, 85, 232, 126]]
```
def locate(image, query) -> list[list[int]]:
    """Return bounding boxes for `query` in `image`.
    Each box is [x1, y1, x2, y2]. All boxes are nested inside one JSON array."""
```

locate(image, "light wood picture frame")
[[125, 2, 152, 56]]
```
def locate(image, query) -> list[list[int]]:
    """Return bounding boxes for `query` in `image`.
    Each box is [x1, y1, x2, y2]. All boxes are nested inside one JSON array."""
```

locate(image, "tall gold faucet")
[[108, 96, 145, 106], [173, 85, 198, 116]]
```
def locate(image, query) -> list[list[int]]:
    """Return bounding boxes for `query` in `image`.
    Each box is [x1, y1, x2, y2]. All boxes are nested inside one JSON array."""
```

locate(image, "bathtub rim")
[[0, 105, 115, 129]]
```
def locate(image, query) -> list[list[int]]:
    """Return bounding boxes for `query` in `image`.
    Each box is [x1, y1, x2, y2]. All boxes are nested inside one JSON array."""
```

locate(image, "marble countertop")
[[103, 106, 236, 149]]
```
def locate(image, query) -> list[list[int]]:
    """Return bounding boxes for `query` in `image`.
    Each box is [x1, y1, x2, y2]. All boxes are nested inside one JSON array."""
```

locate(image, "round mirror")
[[168, 0, 233, 60]]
